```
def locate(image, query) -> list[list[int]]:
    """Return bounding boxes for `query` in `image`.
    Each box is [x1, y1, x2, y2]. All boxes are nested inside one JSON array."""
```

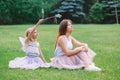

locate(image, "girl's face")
[[67, 21, 73, 33], [32, 29, 38, 39]]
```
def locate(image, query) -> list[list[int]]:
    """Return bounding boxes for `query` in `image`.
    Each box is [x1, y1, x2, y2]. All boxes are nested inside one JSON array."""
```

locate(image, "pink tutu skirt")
[[9, 56, 50, 70], [50, 48, 96, 69]]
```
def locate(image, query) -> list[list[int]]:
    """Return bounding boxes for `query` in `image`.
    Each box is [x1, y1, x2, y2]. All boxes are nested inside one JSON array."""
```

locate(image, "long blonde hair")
[[25, 27, 37, 46]]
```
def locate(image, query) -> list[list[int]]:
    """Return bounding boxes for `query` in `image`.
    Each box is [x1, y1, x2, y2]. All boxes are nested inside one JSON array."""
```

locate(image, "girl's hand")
[[38, 19, 44, 23], [81, 47, 88, 52], [82, 43, 88, 52], [34, 19, 44, 28], [76, 46, 84, 52], [84, 43, 88, 48]]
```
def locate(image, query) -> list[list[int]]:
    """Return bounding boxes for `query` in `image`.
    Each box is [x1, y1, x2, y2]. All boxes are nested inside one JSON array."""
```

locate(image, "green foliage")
[[89, 2, 106, 23], [0, 0, 59, 24], [0, 0, 119, 24], [101, 0, 120, 23], [0, 0, 13, 24], [83, 0, 97, 14], [89, 0, 120, 24], [12, 0, 43, 24], [50, 0, 86, 23]]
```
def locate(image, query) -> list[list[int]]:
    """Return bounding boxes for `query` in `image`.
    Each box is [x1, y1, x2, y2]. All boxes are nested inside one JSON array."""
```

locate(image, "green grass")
[[0, 24, 120, 80]]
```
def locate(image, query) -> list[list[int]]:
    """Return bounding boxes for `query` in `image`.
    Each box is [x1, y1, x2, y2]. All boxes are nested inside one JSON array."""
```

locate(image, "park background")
[[0, 0, 119, 24], [0, 0, 120, 80]]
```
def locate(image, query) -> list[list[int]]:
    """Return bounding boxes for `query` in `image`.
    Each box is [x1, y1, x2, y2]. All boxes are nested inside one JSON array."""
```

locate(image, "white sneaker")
[[85, 65, 102, 71], [93, 66, 102, 71]]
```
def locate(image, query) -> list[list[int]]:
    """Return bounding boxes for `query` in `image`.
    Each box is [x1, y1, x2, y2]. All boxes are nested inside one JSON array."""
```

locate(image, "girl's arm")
[[58, 36, 83, 56], [27, 19, 44, 39], [71, 36, 88, 52], [38, 46, 47, 63], [33, 19, 44, 30], [71, 36, 86, 46]]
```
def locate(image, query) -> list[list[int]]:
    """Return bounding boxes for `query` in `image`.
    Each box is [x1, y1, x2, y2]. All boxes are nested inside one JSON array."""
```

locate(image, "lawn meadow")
[[0, 24, 120, 80]]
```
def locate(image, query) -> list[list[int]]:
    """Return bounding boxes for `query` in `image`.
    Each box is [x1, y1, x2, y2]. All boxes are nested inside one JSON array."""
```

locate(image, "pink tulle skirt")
[[9, 56, 50, 70], [50, 48, 96, 69]]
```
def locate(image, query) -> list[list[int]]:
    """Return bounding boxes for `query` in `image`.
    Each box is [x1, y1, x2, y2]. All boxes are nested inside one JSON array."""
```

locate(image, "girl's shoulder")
[[59, 35, 72, 40], [59, 35, 64, 38], [58, 35, 66, 41]]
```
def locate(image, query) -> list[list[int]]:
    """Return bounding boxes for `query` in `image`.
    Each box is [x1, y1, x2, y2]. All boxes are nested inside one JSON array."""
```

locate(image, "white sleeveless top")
[[54, 35, 73, 56], [24, 42, 40, 57]]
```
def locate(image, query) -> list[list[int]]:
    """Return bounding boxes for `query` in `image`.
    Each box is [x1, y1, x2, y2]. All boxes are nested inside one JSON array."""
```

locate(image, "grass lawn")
[[0, 24, 120, 80]]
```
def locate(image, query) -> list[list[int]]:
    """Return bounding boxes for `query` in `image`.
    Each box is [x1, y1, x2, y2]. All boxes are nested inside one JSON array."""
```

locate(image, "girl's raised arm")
[[26, 19, 44, 40]]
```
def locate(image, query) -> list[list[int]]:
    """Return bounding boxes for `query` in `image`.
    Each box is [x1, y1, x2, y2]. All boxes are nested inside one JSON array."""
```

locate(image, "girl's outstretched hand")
[[38, 19, 44, 23], [33, 19, 44, 29]]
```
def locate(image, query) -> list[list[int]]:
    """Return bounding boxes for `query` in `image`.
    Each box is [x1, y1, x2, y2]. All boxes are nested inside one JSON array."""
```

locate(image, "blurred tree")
[[89, 2, 106, 23], [0, 0, 13, 24], [0, 0, 59, 24], [83, 0, 97, 14], [102, 0, 120, 24], [50, 0, 85, 23], [89, 0, 120, 24]]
